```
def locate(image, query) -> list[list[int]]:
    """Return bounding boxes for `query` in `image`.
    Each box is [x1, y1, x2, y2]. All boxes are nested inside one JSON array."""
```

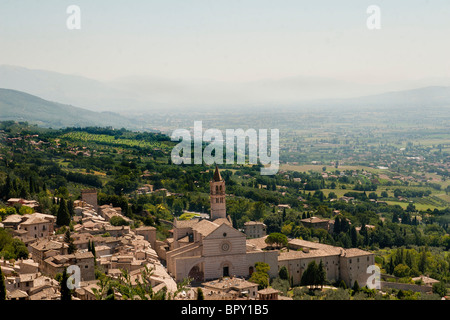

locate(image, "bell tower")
[[210, 165, 226, 220]]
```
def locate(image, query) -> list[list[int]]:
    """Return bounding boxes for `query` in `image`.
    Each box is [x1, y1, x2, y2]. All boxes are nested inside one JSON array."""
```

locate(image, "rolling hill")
[[0, 88, 146, 130]]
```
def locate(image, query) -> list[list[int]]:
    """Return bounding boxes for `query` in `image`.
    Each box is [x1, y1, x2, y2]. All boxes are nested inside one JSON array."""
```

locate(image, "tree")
[[350, 226, 358, 247], [0, 229, 29, 260], [109, 265, 190, 300], [334, 216, 341, 234], [406, 203, 416, 213], [317, 260, 327, 289], [432, 282, 447, 298], [64, 230, 77, 254], [271, 277, 290, 295], [105, 286, 115, 300], [249, 262, 270, 290], [265, 233, 288, 248], [56, 198, 71, 227], [352, 280, 360, 294], [418, 247, 428, 274], [19, 205, 33, 215], [110, 216, 129, 226], [252, 202, 265, 221], [197, 287, 204, 300], [87, 240, 97, 266], [0, 267, 6, 301], [67, 199, 74, 216], [278, 266, 289, 280], [60, 267, 72, 301], [393, 264, 410, 278], [300, 261, 318, 290]]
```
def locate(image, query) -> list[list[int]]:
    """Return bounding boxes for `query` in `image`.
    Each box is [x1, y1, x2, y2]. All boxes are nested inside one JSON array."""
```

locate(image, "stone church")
[[166, 166, 278, 282]]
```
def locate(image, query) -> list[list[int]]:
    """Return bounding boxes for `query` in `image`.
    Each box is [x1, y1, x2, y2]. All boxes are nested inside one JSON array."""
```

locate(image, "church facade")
[[166, 166, 278, 282]]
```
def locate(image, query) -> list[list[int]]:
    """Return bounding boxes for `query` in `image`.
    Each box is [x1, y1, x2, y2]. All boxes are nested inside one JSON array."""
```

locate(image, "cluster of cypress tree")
[[300, 260, 327, 289]]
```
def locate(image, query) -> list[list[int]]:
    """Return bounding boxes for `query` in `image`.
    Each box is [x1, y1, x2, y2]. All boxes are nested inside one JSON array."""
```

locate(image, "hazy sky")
[[1, 0, 449, 84]]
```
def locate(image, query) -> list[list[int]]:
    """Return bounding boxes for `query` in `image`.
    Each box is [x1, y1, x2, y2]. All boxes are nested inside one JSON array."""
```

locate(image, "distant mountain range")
[[0, 88, 147, 130], [301, 86, 450, 110], [2, 65, 450, 114], [0, 65, 146, 113]]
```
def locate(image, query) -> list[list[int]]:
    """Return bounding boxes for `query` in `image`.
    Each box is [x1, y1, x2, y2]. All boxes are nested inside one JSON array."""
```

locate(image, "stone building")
[[134, 226, 157, 249], [81, 189, 98, 211], [42, 251, 96, 281], [29, 239, 69, 268], [18, 214, 54, 239], [202, 277, 259, 299], [299, 216, 331, 231], [165, 166, 278, 282], [243, 221, 267, 239], [278, 239, 374, 288]]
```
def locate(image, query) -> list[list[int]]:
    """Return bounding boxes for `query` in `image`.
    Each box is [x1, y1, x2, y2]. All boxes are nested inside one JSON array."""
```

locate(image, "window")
[[349, 259, 352, 263]]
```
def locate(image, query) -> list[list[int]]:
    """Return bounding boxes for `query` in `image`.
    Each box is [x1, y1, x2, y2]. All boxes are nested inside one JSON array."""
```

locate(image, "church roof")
[[174, 218, 200, 229], [212, 217, 232, 226], [213, 165, 222, 181], [192, 219, 220, 237]]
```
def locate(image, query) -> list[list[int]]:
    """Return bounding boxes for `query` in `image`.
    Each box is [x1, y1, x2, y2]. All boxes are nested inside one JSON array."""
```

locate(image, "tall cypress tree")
[[60, 268, 72, 301], [334, 216, 341, 234], [318, 260, 326, 289], [67, 199, 74, 217], [57, 198, 71, 227], [350, 226, 358, 247], [64, 230, 77, 254], [88, 240, 97, 266]]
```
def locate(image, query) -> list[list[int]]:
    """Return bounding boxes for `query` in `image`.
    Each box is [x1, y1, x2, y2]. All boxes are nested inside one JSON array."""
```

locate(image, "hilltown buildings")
[[1, 167, 378, 300]]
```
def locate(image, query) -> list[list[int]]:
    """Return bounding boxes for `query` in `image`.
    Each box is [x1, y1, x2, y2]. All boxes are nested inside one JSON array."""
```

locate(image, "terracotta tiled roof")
[[175, 219, 200, 229], [278, 249, 341, 261], [342, 248, 373, 257], [192, 219, 219, 237], [212, 218, 232, 226]]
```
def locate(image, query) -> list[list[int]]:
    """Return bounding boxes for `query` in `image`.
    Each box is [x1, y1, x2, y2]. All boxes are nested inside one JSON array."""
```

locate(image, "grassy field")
[[384, 200, 446, 211], [281, 164, 384, 174]]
